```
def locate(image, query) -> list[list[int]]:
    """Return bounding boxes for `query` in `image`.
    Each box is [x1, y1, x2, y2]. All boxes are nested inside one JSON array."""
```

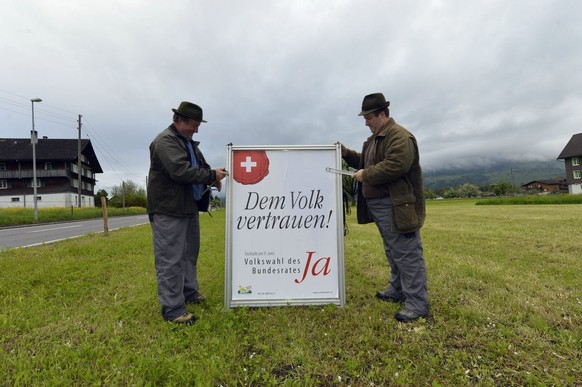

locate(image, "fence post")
[[101, 196, 109, 235]]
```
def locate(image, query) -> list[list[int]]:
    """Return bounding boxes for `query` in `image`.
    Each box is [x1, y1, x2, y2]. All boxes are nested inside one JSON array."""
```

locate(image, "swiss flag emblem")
[[233, 150, 270, 185]]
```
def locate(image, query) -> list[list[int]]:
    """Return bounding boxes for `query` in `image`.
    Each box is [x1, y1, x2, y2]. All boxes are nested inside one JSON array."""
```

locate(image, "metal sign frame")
[[225, 144, 346, 308]]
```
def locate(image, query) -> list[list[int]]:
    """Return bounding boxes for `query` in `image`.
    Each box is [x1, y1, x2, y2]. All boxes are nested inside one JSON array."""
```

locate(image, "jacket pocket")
[[391, 193, 419, 232]]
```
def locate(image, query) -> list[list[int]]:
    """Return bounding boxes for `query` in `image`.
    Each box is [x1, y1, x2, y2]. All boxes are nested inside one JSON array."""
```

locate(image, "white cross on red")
[[240, 156, 257, 173]]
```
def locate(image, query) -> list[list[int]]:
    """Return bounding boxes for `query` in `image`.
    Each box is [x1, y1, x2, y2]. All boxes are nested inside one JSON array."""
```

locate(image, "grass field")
[[1, 201, 580, 385], [476, 193, 582, 205]]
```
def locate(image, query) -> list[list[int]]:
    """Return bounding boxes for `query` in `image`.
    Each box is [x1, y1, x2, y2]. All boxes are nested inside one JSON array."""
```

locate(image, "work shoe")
[[171, 312, 197, 325], [185, 294, 206, 305], [395, 309, 427, 323], [375, 290, 405, 303]]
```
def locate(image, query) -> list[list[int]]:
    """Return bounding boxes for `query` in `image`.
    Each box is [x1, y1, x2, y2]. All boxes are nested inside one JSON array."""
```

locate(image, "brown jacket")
[[343, 117, 426, 232]]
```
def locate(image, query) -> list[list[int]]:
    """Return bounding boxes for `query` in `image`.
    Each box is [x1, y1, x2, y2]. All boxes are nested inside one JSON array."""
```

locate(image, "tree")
[[109, 180, 147, 208], [491, 181, 515, 196], [458, 183, 481, 198], [95, 189, 108, 207], [210, 195, 223, 209], [425, 189, 438, 199], [443, 187, 459, 199]]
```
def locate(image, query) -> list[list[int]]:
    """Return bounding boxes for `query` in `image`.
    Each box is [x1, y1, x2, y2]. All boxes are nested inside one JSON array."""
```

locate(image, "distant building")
[[522, 179, 567, 193], [557, 133, 582, 194], [0, 138, 103, 208]]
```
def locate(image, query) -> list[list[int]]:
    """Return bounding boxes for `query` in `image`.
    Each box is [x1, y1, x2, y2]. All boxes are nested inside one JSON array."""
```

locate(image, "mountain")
[[423, 160, 565, 190], [216, 160, 565, 196]]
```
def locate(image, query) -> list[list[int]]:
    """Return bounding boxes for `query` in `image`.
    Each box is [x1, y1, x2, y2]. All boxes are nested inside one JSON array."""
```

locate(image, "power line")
[[0, 88, 29, 100], [0, 95, 75, 122], [82, 117, 144, 183], [0, 90, 78, 130]]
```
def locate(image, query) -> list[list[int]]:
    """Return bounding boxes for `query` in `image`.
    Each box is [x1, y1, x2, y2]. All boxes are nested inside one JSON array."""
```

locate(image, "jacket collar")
[[366, 117, 395, 142], [375, 117, 395, 138]]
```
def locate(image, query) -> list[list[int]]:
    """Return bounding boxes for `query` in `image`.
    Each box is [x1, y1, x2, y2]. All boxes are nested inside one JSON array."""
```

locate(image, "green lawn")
[[1, 202, 580, 385]]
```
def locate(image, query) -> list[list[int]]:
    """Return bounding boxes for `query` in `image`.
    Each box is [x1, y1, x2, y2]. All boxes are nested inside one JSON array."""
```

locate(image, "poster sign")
[[225, 144, 345, 307]]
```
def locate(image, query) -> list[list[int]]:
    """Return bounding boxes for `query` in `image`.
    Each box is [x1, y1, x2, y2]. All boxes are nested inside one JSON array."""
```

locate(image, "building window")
[[45, 162, 53, 170], [26, 179, 41, 188], [0, 180, 8, 189], [573, 170, 581, 179], [11, 197, 20, 202], [0, 163, 6, 171], [572, 157, 580, 166]]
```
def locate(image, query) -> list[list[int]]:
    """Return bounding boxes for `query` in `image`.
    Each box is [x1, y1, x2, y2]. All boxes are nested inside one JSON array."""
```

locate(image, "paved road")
[[0, 215, 150, 250]]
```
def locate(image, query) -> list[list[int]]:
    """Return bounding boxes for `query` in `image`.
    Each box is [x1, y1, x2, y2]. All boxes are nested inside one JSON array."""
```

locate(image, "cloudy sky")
[[1, 0, 580, 193]]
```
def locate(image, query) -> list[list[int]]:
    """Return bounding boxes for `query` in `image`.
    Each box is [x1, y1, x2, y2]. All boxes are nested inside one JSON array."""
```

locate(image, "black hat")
[[172, 101, 207, 123], [357, 93, 390, 116]]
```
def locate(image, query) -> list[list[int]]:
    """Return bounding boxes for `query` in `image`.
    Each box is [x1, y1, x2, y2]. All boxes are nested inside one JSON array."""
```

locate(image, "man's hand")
[[352, 169, 364, 182], [215, 167, 229, 181], [341, 144, 347, 157], [213, 168, 228, 192]]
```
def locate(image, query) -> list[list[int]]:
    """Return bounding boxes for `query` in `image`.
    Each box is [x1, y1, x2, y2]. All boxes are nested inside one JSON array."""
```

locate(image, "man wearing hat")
[[342, 93, 429, 322], [147, 101, 229, 325]]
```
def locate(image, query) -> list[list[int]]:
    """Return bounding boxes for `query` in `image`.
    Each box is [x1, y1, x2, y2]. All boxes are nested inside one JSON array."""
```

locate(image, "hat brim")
[[172, 108, 207, 123], [357, 102, 390, 116]]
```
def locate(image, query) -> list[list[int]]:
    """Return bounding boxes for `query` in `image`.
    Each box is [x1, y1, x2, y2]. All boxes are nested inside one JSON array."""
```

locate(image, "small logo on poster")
[[233, 150, 270, 185], [237, 285, 253, 294]]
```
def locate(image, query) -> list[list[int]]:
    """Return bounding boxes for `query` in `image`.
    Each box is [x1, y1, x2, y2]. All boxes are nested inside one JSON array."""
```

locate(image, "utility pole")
[[122, 180, 126, 209], [78, 114, 82, 207], [31, 98, 42, 221]]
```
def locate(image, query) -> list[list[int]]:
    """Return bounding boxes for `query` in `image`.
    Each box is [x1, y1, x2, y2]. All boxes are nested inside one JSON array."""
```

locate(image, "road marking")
[[0, 217, 150, 251], [26, 225, 83, 233]]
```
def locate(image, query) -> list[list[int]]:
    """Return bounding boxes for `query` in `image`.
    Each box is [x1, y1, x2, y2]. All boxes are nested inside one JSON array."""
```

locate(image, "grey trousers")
[[150, 212, 201, 321], [366, 197, 429, 315]]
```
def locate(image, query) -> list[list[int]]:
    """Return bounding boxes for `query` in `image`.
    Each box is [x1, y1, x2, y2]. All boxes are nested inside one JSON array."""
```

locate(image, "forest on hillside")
[[422, 160, 565, 190]]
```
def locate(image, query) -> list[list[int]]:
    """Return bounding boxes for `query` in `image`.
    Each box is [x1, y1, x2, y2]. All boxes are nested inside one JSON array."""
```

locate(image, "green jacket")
[[147, 124, 215, 216], [343, 117, 426, 232]]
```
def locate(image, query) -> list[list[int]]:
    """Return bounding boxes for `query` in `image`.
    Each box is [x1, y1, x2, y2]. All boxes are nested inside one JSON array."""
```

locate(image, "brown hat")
[[172, 101, 207, 123], [357, 93, 390, 116]]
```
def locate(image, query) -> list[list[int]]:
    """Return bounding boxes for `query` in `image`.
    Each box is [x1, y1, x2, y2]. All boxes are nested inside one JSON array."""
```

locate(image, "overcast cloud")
[[1, 0, 580, 192]]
